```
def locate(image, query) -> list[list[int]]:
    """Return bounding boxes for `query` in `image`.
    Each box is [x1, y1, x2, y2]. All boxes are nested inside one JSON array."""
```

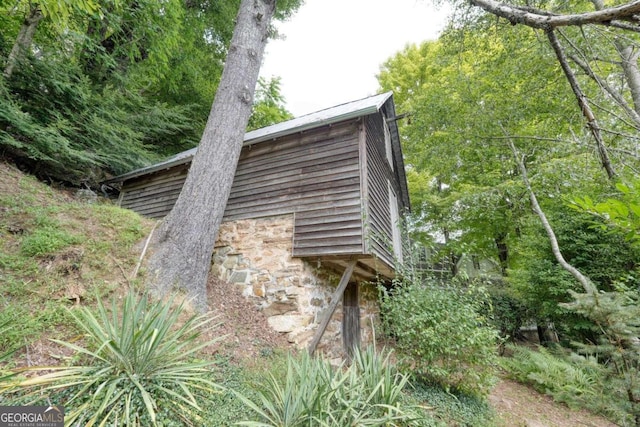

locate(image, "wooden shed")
[[107, 92, 410, 354]]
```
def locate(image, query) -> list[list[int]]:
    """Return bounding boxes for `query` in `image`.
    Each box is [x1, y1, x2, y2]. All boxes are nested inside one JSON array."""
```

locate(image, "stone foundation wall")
[[212, 214, 379, 359]]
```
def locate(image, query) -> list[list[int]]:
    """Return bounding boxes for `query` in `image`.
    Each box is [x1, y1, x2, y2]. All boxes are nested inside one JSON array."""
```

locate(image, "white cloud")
[[260, 0, 450, 116]]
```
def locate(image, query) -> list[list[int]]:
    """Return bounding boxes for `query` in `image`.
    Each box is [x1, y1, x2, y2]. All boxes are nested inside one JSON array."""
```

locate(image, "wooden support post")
[[308, 260, 357, 355], [342, 281, 360, 359]]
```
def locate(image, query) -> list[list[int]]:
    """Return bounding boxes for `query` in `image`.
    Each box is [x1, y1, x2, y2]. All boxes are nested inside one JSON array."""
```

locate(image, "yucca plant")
[[326, 345, 413, 426], [236, 346, 419, 427], [350, 344, 408, 408], [16, 291, 223, 426], [234, 352, 334, 426]]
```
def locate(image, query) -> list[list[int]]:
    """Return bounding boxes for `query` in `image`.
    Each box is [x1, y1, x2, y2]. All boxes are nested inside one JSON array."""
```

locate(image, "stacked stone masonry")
[[212, 214, 379, 359]]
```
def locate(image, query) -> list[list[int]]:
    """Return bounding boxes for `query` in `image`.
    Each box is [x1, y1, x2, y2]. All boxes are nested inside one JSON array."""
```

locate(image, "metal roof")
[[105, 92, 394, 183]]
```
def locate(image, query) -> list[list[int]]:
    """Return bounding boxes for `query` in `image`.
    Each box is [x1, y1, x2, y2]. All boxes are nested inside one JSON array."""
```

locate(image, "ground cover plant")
[[0, 162, 150, 355], [503, 344, 633, 425]]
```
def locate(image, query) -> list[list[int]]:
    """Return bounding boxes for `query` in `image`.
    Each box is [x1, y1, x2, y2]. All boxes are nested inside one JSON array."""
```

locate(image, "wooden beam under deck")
[[308, 259, 357, 356]]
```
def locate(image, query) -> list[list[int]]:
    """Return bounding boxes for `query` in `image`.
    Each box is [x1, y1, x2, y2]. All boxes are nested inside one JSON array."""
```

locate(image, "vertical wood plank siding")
[[119, 120, 365, 256], [363, 112, 401, 267]]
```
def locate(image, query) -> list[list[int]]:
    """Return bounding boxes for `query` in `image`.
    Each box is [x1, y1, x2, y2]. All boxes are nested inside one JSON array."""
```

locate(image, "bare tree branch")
[[469, 0, 640, 30], [566, 49, 640, 129], [474, 134, 573, 144], [502, 126, 597, 294], [546, 28, 617, 179], [589, 98, 640, 133], [609, 146, 640, 159]]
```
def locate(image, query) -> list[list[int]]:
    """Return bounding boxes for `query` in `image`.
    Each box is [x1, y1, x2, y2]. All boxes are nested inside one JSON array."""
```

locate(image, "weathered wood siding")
[[363, 112, 402, 267], [119, 119, 365, 256], [232, 120, 364, 257], [119, 164, 189, 218]]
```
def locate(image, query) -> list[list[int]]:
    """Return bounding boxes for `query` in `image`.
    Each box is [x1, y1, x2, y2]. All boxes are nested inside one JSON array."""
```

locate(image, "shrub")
[[12, 291, 223, 426], [564, 288, 640, 425], [486, 287, 531, 342], [379, 279, 499, 397]]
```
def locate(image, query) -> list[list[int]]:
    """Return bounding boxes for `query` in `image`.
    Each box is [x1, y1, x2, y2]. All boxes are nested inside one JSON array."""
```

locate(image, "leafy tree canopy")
[[0, 0, 301, 184]]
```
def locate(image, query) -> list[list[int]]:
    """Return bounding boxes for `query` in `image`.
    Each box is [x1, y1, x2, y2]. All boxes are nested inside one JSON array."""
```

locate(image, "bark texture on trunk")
[[146, 0, 276, 310], [615, 41, 640, 117], [4, 5, 43, 79]]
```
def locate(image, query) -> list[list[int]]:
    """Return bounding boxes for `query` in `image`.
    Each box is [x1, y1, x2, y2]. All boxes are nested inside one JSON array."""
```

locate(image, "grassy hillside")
[[0, 161, 303, 425], [0, 161, 152, 361]]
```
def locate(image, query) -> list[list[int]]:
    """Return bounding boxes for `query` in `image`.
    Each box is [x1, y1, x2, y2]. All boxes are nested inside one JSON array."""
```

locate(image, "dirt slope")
[[490, 378, 616, 427]]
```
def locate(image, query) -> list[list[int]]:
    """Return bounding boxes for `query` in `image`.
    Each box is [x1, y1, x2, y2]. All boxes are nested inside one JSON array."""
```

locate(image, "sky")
[[259, 0, 451, 117]]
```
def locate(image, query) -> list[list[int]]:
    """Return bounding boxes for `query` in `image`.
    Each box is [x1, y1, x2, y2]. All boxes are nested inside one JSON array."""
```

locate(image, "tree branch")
[[609, 146, 640, 159], [546, 28, 617, 179], [502, 126, 597, 294], [469, 0, 640, 29], [567, 51, 640, 129]]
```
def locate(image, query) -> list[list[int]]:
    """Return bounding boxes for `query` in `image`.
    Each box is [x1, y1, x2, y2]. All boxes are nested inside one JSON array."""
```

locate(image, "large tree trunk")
[[4, 4, 43, 79], [494, 233, 509, 276], [146, 0, 276, 310]]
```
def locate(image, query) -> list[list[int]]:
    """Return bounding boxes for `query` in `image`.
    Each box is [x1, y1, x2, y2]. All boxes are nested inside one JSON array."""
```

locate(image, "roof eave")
[[104, 92, 394, 184]]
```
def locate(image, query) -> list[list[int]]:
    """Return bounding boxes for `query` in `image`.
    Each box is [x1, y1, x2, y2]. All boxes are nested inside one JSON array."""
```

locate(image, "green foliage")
[[377, 23, 590, 270], [564, 288, 640, 426], [248, 77, 293, 130], [572, 179, 640, 248], [6, 0, 100, 32], [379, 273, 500, 397], [0, 54, 204, 183], [565, 179, 640, 424], [13, 291, 223, 426], [0, 0, 302, 184], [377, 18, 640, 427], [235, 346, 424, 426], [503, 345, 632, 425], [406, 380, 496, 427], [485, 285, 532, 342], [510, 208, 640, 342]]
